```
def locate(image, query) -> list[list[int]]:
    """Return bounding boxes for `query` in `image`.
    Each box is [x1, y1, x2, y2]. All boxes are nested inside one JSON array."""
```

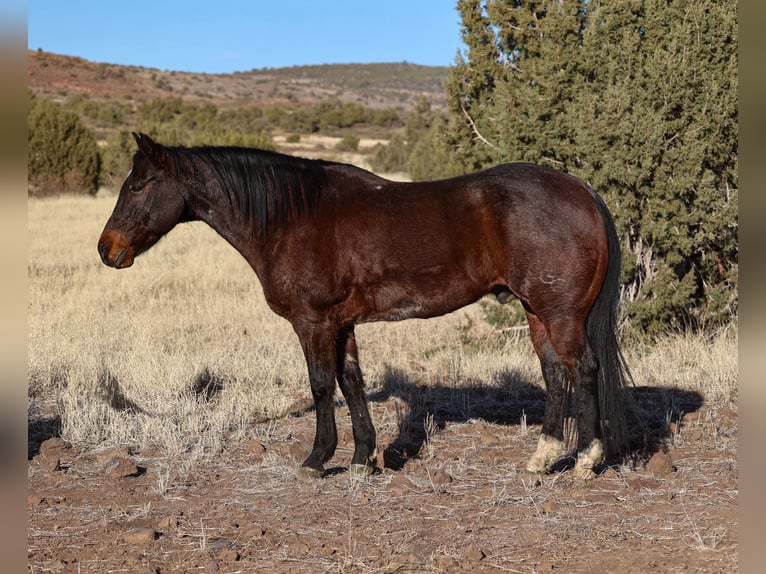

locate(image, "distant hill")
[[28, 50, 449, 111]]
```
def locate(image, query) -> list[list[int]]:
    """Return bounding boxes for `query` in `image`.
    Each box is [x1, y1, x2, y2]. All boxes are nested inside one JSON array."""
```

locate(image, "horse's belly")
[[345, 270, 489, 323]]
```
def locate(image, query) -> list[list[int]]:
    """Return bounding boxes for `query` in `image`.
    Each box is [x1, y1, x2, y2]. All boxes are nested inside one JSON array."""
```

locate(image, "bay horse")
[[98, 132, 631, 481]]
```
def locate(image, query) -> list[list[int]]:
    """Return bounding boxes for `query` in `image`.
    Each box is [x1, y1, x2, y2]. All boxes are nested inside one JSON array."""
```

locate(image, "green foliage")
[[448, 0, 738, 335], [370, 97, 464, 180], [28, 92, 101, 195], [336, 134, 360, 151], [369, 134, 409, 173], [64, 93, 131, 127], [478, 296, 528, 330], [262, 100, 402, 134], [408, 116, 465, 181], [100, 98, 276, 187]]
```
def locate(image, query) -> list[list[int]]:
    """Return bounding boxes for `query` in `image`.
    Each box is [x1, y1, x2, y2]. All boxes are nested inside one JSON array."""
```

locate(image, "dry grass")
[[28, 194, 738, 465], [28, 193, 739, 573]]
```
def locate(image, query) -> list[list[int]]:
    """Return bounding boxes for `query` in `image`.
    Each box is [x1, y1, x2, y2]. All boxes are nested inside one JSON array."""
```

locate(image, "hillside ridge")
[[28, 50, 449, 111]]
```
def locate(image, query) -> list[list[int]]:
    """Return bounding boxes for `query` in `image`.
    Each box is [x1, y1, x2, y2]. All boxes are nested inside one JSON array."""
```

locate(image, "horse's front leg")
[[293, 321, 339, 481], [336, 326, 377, 478]]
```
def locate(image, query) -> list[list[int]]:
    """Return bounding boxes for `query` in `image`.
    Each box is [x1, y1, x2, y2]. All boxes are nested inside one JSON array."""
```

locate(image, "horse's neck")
[[188, 174, 264, 269]]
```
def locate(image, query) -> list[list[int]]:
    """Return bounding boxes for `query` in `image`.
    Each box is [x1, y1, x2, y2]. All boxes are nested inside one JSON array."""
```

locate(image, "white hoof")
[[572, 439, 604, 480], [295, 466, 324, 481], [526, 435, 564, 474]]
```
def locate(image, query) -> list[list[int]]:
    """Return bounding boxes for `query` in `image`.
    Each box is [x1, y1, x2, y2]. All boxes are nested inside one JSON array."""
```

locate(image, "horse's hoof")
[[295, 466, 324, 481], [348, 463, 374, 479], [572, 439, 603, 481], [525, 457, 551, 474], [525, 435, 563, 474], [572, 466, 597, 481]]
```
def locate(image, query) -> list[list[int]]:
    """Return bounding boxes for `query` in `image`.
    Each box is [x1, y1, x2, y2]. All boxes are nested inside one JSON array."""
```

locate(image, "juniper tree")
[[447, 0, 737, 334]]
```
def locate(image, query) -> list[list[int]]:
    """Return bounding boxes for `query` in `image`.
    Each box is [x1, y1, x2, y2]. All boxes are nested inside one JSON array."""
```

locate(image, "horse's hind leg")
[[336, 326, 377, 477], [571, 342, 603, 480], [525, 313, 567, 473], [546, 319, 604, 480]]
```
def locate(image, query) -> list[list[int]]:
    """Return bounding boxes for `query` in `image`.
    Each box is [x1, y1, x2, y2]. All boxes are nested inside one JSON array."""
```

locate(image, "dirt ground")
[[28, 383, 737, 574]]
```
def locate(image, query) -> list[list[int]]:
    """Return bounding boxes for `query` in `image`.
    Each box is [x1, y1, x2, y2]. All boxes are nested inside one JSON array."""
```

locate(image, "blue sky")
[[28, 1, 465, 73]]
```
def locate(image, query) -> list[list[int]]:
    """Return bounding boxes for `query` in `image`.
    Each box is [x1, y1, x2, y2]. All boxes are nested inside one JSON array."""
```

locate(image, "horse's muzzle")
[[98, 231, 135, 269]]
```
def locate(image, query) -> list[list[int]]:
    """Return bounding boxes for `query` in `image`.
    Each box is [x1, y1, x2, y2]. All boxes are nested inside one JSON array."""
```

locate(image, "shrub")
[[28, 92, 101, 196], [368, 134, 409, 173], [336, 134, 360, 151]]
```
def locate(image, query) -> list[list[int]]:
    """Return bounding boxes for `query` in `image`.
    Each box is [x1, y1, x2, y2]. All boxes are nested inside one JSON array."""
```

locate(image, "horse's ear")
[[132, 132, 161, 161]]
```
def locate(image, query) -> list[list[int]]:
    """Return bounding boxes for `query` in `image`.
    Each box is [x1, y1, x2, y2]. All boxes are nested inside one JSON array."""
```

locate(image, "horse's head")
[[98, 133, 188, 268]]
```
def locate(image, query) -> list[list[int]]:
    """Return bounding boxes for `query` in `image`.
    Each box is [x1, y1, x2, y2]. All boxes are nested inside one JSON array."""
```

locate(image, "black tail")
[[586, 190, 632, 458]]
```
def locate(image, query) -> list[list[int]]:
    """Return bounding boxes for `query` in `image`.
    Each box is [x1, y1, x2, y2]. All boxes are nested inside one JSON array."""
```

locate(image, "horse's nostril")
[[98, 240, 108, 260]]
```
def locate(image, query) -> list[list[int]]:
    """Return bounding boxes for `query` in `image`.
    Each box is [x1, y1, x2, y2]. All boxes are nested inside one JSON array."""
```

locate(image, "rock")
[[388, 473, 415, 495], [28, 494, 44, 505], [39, 437, 69, 455], [541, 501, 558, 515], [463, 544, 486, 562], [246, 440, 267, 460], [354, 492, 371, 505], [104, 456, 140, 478], [37, 453, 61, 472], [158, 514, 181, 530], [682, 408, 708, 424], [648, 452, 675, 475], [536, 560, 555, 571], [36, 438, 69, 471], [600, 468, 618, 479], [318, 543, 337, 556], [436, 557, 459, 570], [244, 524, 266, 538], [427, 467, 453, 485], [96, 447, 132, 464], [123, 527, 156, 545], [215, 548, 240, 562], [478, 433, 501, 446], [40, 559, 67, 571]]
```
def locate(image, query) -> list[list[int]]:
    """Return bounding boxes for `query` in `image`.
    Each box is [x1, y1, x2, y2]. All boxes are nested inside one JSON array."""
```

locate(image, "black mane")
[[171, 145, 333, 236]]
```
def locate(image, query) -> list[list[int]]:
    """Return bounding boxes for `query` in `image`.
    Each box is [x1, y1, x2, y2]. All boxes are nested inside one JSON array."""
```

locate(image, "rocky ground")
[[28, 385, 737, 574]]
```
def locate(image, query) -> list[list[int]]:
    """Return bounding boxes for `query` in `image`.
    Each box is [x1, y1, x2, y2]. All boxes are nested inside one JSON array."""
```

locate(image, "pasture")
[[28, 193, 737, 573]]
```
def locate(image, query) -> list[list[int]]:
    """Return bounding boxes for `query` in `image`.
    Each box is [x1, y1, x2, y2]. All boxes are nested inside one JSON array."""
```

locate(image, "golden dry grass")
[[28, 193, 739, 574], [28, 194, 737, 463]]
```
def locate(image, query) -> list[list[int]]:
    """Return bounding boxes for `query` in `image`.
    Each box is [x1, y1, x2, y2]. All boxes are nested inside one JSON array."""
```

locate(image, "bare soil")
[[28, 381, 737, 573]]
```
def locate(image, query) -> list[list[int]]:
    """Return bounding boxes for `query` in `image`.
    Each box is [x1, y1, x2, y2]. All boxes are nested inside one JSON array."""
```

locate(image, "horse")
[[98, 132, 631, 481]]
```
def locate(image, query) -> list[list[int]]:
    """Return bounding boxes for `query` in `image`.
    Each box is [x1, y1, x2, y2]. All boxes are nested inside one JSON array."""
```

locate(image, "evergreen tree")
[[447, 0, 737, 334]]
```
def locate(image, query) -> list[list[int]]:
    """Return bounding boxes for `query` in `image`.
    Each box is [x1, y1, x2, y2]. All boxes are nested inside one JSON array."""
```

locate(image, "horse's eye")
[[129, 176, 154, 194]]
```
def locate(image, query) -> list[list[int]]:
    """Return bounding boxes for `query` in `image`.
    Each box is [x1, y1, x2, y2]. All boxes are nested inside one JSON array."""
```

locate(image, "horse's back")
[[321, 162, 607, 323]]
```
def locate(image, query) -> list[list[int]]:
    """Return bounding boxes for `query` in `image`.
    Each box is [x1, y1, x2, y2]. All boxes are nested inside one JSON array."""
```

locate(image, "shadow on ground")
[[368, 365, 704, 472], [27, 364, 705, 472]]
